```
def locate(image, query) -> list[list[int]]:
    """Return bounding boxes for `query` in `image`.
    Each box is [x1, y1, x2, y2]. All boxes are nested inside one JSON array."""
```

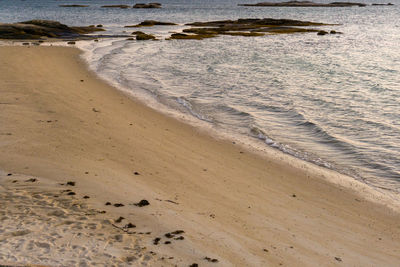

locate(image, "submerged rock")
[[136, 32, 156, 40], [168, 33, 217, 40]]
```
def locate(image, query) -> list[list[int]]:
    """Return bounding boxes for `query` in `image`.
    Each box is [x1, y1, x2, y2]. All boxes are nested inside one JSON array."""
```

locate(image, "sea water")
[[1, 0, 399, 192]]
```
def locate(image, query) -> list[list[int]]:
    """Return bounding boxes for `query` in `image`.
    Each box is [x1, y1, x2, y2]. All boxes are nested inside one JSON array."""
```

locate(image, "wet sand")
[[1, 45, 400, 266]]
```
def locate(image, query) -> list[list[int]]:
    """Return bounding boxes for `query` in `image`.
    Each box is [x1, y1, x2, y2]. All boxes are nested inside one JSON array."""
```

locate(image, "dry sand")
[[0, 45, 400, 266]]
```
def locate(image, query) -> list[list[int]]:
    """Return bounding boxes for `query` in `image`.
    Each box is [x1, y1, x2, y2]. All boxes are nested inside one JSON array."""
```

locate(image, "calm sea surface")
[[1, 0, 400, 192]]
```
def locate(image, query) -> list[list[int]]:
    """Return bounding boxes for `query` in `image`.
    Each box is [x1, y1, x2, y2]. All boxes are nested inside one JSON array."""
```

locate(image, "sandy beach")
[[1, 45, 400, 266]]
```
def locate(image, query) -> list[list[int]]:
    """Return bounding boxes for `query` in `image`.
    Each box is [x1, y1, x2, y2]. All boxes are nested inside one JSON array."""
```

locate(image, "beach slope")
[[0, 46, 399, 266]]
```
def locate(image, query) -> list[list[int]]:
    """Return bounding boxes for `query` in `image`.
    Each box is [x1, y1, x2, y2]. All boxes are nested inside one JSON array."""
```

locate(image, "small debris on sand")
[[204, 256, 219, 263], [153, 237, 161, 245], [124, 223, 136, 228], [171, 230, 185, 235], [134, 199, 150, 207], [115, 216, 125, 223], [26, 178, 37, 182]]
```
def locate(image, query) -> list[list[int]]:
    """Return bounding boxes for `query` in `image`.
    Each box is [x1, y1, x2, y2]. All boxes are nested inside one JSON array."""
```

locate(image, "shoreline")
[[1, 45, 400, 266]]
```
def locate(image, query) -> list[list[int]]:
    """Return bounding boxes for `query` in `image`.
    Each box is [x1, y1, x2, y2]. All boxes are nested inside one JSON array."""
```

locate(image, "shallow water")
[[1, 0, 400, 192]]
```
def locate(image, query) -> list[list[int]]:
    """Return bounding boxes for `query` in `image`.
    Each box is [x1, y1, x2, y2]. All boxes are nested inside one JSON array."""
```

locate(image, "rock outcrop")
[[168, 18, 336, 40], [125, 20, 177, 27], [0, 20, 104, 39], [59, 4, 89, 7]]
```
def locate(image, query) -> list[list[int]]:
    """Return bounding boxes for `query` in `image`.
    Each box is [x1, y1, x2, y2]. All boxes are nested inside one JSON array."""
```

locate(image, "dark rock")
[[330, 2, 366, 7], [164, 241, 171, 244], [317, 30, 328, 35], [67, 192, 76, 195], [186, 18, 328, 27], [175, 18, 331, 40], [135, 32, 156, 40], [114, 203, 125, 207], [59, 4, 89, 7], [133, 3, 162, 8], [83, 195, 90, 199], [126, 37, 135, 40], [7, 173, 12, 176], [131, 31, 144, 35], [292, 194, 297, 197], [26, 178, 37, 182], [66, 181, 75, 186], [0, 20, 104, 40], [335, 257, 342, 262], [22, 42, 30, 45], [134, 171, 140, 175], [105, 202, 112, 205], [165, 233, 174, 238], [189, 264, 199, 267], [101, 5, 130, 9], [168, 33, 216, 40], [96, 24, 103, 28], [174, 236, 184, 240], [67, 41, 76, 44], [125, 20, 177, 27]]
